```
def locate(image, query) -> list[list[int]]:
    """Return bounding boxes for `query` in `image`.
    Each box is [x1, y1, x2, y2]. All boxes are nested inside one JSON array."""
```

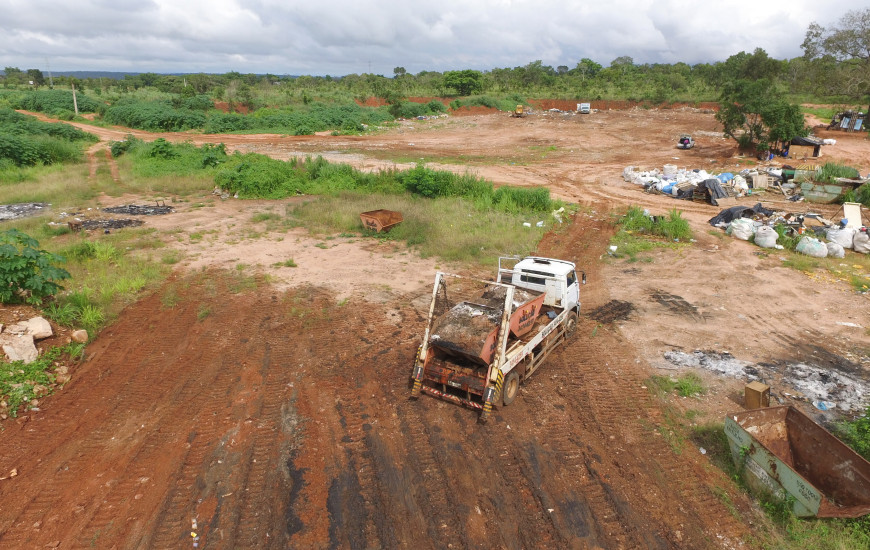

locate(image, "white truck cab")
[[501, 256, 583, 312]]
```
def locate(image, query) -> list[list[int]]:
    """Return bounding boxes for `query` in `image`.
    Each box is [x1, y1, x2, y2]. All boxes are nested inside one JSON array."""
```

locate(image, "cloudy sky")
[[0, 0, 865, 75]]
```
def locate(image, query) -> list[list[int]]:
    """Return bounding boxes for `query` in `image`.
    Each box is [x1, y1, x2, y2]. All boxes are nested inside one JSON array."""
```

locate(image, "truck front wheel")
[[565, 312, 578, 337], [502, 371, 520, 406]]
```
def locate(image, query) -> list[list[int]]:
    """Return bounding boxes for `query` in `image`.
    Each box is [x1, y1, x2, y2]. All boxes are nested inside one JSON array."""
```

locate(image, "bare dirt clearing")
[[2, 108, 869, 548]]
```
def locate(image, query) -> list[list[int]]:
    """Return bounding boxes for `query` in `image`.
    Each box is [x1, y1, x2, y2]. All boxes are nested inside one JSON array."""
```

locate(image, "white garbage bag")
[[827, 227, 855, 250], [754, 226, 779, 248], [726, 218, 755, 241], [796, 236, 828, 258], [826, 242, 846, 258], [854, 231, 870, 254]]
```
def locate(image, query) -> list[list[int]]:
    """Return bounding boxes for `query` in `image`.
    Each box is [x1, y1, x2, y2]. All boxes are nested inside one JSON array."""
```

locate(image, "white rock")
[[0, 333, 39, 364], [25, 317, 53, 340]]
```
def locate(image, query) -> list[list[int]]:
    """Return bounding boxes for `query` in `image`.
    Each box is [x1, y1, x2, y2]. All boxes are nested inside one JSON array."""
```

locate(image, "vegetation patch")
[[288, 191, 548, 264], [0, 108, 97, 167], [609, 206, 692, 261]]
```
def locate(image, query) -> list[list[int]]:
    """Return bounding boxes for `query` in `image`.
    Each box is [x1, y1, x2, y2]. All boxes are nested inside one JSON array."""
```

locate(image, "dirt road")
[[1, 107, 868, 548], [0, 212, 755, 549]]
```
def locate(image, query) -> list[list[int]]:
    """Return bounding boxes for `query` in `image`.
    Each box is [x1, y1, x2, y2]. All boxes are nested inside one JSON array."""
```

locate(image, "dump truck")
[[410, 256, 585, 421]]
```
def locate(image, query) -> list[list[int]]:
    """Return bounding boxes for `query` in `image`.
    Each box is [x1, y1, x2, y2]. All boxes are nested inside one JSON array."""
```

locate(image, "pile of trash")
[[0, 203, 49, 221], [622, 164, 813, 205], [709, 203, 870, 258]]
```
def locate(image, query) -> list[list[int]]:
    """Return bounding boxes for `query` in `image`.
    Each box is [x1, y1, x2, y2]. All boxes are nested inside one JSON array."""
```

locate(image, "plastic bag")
[[826, 242, 845, 258], [826, 227, 855, 249], [854, 231, 870, 254], [726, 218, 755, 241], [754, 226, 778, 248], [796, 236, 828, 258]]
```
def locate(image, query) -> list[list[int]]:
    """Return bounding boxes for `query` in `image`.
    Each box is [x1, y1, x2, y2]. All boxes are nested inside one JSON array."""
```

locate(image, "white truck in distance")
[[410, 256, 585, 421]]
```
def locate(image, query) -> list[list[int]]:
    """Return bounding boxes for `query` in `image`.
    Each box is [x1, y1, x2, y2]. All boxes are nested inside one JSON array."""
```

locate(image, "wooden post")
[[72, 83, 79, 116]]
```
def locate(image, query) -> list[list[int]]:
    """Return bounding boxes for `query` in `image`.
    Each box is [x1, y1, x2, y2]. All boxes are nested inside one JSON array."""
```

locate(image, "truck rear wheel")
[[502, 371, 520, 406]]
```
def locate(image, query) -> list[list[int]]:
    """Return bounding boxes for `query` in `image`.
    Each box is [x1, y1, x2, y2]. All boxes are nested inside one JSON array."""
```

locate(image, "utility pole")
[[71, 83, 79, 116], [45, 57, 53, 88]]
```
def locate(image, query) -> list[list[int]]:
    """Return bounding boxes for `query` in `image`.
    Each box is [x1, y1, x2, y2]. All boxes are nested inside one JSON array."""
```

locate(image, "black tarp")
[[708, 203, 775, 226], [697, 178, 729, 205]]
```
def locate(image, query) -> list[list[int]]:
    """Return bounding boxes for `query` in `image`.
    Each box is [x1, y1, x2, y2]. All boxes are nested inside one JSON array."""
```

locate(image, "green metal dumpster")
[[725, 406, 870, 518]]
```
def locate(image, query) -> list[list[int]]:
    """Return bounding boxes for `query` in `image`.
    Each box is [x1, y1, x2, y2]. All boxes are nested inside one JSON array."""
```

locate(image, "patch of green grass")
[[161, 286, 180, 308], [197, 304, 211, 321], [675, 373, 705, 397], [189, 232, 203, 242], [273, 258, 297, 267], [609, 206, 692, 261], [647, 373, 705, 398], [781, 254, 821, 272], [817, 162, 860, 184], [287, 191, 547, 265], [161, 250, 182, 264], [251, 212, 281, 223], [0, 343, 84, 418]]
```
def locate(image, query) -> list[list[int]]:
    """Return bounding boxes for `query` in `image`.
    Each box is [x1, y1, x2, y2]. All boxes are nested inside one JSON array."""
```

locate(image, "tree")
[[442, 70, 483, 96], [610, 56, 635, 76], [26, 69, 45, 87], [0, 229, 71, 304], [393, 66, 407, 78], [3, 66, 24, 85], [803, 9, 870, 114], [572, 58, 602, 80], [716, 79, 807, 152]]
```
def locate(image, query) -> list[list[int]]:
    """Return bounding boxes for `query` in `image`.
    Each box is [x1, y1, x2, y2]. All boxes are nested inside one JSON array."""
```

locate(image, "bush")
[[0, 229, 71, 304], [204, 113, 252, 133], [835, 407, 870, 461], [12, 89, 100, 113], [103, 100, 207, 131], [818, 162, 860, 184], [619, 206, 692, 241]]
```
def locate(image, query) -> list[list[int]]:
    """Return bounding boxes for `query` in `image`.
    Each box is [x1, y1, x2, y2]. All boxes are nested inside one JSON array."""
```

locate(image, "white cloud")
[[0, 0, 866, 74]]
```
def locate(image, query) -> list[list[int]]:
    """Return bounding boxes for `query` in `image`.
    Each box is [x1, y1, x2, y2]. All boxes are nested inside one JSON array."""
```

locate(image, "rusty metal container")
[[725, 406, 870, 517], [427, 286, 545, 365], [360, 209, 403, 232]]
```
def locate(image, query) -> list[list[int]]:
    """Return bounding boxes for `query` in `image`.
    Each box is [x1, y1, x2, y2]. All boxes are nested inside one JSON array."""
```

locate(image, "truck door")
[[566, 271, 579, 309]]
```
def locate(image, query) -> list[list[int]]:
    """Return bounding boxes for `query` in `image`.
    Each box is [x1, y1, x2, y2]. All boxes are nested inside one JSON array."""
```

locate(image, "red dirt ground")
[[2, 106, 869, 548]]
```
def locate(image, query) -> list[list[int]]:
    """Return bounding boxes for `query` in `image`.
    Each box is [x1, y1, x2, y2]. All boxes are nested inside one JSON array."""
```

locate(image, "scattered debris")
[[81, 219, 144, 230], [103, 204, 173, 216], [663, 350, 870, 412], [587, 300, 634, 323], [0, 203, 49, 221]]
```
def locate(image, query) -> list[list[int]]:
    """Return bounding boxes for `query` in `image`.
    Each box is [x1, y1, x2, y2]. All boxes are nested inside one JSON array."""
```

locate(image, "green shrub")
[[204, 113, 252, 133], [148, 138, 178, 159], [818, 162, 860, 184], [618, 206, 692, 241], [103, 100, 207, 131], [0, 229, 71, 304], [835, 406, 870, 461], [842, 183, 870, 208], [12, 89, 100, 113]]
